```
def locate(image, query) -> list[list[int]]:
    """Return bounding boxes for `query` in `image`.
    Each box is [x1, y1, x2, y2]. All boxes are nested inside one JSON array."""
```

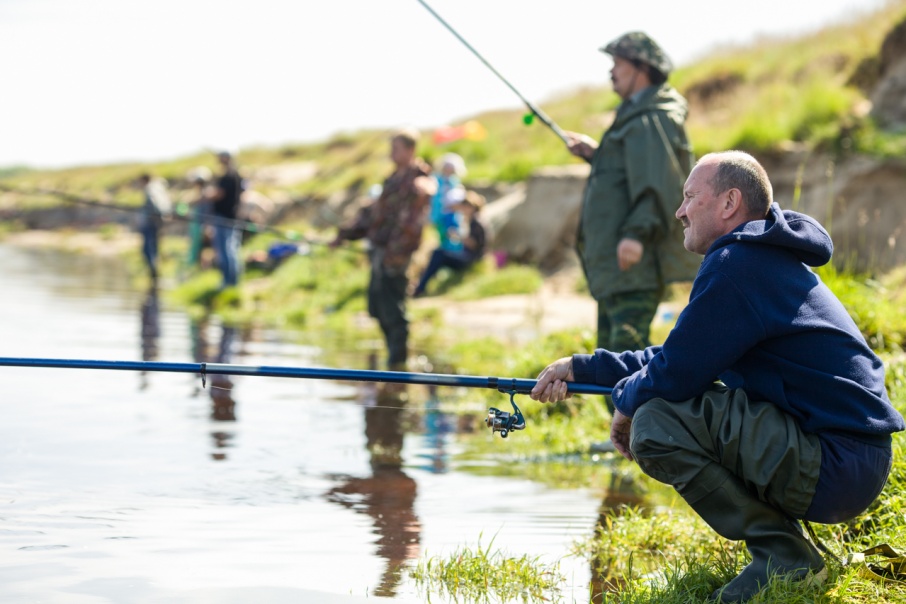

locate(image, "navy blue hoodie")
[[573, 203, 905, 443]]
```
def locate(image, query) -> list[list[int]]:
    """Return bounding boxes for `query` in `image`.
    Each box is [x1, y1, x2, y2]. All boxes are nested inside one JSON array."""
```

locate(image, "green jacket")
[[577, 84, 700, 299]]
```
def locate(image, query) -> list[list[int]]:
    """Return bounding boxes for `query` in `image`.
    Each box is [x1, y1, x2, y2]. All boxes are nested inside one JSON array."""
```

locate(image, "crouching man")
[[531, 151, 905, 602]]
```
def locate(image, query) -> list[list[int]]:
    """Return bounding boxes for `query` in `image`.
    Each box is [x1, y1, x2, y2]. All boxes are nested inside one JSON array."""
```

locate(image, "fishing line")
[[415, 0, 569, 145]]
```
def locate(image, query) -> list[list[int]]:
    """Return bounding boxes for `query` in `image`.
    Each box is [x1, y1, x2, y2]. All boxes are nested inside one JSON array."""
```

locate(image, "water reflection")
[[0, 243, 607, 603], [138, 285, 160, 391], [190, 316, 239, 459], [417, 390, 456, 474], [326, 382, 421, 597], [589, 472, 646, 602]]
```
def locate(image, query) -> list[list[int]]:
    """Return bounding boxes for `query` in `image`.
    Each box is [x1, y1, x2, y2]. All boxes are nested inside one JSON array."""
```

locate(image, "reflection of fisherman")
[[138, 285, 160, 391], [209, 324, 237, 422], [136, 173, 172, 284], [330, 129, 436, 369], [326, 382, 421, 597], [189, 317, 238, 423], [589, 473, 645, 601], [420, 393, 455, 473]]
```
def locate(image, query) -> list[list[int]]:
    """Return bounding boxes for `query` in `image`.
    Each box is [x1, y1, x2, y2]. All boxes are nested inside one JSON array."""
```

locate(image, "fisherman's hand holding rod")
[[529, 356, 633, 459]]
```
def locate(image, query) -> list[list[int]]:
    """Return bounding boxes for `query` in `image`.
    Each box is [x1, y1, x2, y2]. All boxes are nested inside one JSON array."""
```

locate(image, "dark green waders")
[[628, 387, 827, 602]]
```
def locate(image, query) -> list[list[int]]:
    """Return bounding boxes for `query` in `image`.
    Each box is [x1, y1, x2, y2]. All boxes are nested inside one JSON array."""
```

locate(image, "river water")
[[0, 243, 615, 603]]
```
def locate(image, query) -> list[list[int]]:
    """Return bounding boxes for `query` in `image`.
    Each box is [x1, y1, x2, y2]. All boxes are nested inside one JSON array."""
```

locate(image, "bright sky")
[[0, 0, 886, 168]]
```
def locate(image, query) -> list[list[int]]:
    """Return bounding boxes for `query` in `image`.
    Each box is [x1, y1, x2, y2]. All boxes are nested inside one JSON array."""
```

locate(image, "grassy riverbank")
[[405, 265, 906, 604]]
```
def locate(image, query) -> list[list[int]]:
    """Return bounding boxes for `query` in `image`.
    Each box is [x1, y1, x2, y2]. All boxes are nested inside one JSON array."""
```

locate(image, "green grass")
[[817, 264, 906, 351], [166, 236, 373, 330], [410, 536, 565, 604], [445, 263, 544, 300], [408, 266, 906, 603]]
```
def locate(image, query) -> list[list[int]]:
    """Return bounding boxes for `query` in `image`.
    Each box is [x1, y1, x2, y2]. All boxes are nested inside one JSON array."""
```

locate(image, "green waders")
[[597, 289, 662, 415], [367, 251, 410, 370], [628, 386, 827, 602]]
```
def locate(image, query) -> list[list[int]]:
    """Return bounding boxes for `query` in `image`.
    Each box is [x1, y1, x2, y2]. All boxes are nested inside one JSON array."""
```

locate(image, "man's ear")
[[721, 188, 744, 219]]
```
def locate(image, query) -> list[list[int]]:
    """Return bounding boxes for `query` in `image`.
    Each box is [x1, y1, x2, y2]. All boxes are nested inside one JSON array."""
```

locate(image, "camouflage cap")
[[600, 31, 673, 76]]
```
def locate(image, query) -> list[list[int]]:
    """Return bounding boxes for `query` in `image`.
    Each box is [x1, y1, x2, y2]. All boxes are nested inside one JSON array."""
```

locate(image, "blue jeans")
[[413, 248, 472, 295], [213, 225, 240, 287]]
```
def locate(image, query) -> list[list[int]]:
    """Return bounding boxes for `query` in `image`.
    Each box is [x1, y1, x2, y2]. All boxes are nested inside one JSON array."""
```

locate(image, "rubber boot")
[[688, 475, 826, 603], [385, 326, 408, 371]]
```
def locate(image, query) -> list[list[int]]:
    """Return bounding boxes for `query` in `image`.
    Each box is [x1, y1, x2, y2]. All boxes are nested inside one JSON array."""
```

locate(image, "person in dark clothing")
[[412, 190, 487, 297], [330, 129, 436, 369], [210, 151, 242, 288], [136, 173, 171, 284], [530, 151, 905, 603]]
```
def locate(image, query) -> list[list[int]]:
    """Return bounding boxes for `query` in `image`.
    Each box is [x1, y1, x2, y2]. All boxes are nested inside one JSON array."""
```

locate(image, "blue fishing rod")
[[415, 0, 570, 146], [0, 356, 611, 438]]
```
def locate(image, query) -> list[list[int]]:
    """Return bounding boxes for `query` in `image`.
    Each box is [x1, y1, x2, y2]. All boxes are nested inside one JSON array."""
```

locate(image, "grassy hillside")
[[3, 1, 906, 207]]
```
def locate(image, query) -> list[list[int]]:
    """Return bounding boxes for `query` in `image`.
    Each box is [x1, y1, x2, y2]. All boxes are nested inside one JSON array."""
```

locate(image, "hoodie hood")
[[709, 202, 833, 267]]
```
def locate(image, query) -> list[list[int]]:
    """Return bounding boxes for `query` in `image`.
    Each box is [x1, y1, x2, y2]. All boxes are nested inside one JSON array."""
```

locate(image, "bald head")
[[699, 151, 772, 219], [677, 151, 774, 254]]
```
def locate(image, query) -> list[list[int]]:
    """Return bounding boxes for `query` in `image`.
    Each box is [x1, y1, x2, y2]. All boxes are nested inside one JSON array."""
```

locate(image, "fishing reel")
[[485, 391, 526, 438]]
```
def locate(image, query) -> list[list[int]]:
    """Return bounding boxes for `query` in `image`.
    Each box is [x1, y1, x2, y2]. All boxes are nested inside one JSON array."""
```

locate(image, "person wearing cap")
[[412, 190, 487, 297], [210, 151, 243, 288], [566, 32, 700, 416], [531, 151, 905, 602], [330, 129, 437, 369]]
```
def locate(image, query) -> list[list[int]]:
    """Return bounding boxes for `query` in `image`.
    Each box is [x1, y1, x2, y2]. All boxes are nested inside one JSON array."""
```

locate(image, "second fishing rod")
[[0, 182, 364, 254]]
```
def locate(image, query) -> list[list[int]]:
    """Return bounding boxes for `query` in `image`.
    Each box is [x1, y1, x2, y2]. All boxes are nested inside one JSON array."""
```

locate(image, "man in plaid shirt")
[[332, 128, 436, 369]]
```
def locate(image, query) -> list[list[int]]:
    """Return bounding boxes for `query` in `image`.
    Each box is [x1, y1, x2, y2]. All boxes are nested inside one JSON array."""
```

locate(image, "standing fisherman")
[[210, 151, 243, 289], [331, 129, 436, 370], [565, 32, 699, 399], [136, 173, 171, 284]]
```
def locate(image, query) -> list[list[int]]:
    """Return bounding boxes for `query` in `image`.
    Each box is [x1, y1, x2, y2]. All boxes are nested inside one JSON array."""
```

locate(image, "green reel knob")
[[522, 113, 535, 125]]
